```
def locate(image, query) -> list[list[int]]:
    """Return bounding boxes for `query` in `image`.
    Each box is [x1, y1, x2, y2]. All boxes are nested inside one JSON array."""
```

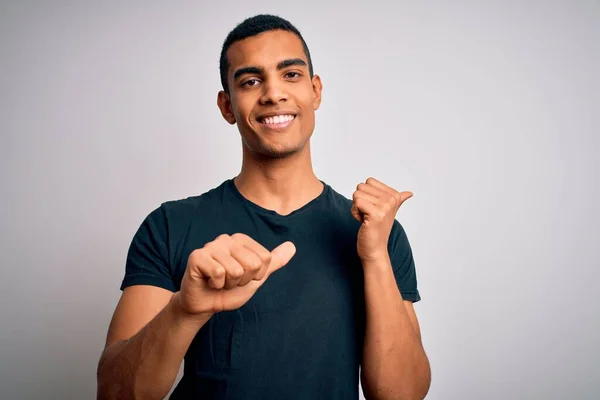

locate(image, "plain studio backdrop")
[[1, 1, 598, 399]]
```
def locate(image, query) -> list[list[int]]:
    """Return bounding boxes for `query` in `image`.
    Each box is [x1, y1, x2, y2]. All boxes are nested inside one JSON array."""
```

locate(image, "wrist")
[[359, 250, 391, 267], [361, 254, 397, 287], [170, 292, 214, 326]]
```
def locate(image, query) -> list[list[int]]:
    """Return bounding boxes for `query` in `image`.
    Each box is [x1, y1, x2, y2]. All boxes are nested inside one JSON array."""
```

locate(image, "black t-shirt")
[[121, 178, 421, 399]]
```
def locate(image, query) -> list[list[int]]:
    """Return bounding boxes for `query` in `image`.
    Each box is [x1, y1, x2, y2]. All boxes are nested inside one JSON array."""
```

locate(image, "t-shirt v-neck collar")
[[226, 178, 329, 219]]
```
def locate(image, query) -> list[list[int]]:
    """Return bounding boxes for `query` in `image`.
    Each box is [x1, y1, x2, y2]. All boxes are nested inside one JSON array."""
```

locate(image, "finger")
[[353, 189, 379, 206], [231, 233, 272, 281], [208, 268, 226, 290], [357, 181, 386, 198], [354, 197, 384, 222], [229, 242, 264, 286], [211, 250, 245, 289], [193, 250, 227, 289], [266, 241, 296, 276], [350, 203, 363, 223], [365, 177, 396, 193], [365, 178, 413, 206]]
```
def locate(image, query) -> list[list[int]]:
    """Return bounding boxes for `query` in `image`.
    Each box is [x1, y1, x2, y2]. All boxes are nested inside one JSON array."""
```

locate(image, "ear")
[[311, 75, 323, 111], [217, 90, 236, 124]]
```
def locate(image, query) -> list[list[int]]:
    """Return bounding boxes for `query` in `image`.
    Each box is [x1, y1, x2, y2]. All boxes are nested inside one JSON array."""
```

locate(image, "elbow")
[[407, 362, 432, 400], [96, 346, 135, 400], [361, 363, 432, 400], [399, 359, 432, 400], [96, 350, 110, 399], [364, 389, 430, 400], [96, 350, 121, 400], [96, 349, 166, 400]]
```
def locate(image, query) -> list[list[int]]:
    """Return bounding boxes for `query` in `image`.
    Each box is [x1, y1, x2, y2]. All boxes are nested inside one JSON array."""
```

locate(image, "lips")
[[258, 114, 296, 124], [257, 113, 297, 130]]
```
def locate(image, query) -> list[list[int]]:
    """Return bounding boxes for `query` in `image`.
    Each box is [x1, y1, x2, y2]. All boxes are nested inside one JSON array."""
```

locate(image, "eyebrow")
[[233, 58, 308, 80]]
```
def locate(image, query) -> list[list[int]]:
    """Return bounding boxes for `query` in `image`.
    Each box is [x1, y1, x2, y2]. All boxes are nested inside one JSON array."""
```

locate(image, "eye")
[[285, 71, 301, 79], [241, 78, 261, 87]]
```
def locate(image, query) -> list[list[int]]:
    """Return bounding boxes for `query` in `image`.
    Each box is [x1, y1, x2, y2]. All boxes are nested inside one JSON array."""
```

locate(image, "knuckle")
[[214, 266, 225, 277], [229, 267, 244, 278], [189, 248, 200, 259], [231, 232, 246, 241], [191, 248, 207, 262], [259, 250, 272, 265], [214, 234, 233, 249], [216, 233, 230, 241], [248, 255, 262, 271]]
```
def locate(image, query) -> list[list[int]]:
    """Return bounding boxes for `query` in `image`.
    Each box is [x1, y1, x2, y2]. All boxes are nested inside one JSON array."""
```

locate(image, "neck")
[[234, 141, 323, 215]]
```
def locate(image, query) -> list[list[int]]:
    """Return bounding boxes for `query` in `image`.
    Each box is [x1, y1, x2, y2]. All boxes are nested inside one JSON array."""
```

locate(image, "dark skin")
[[96, 29, 429, 400], [218, 30, 430, 400], [217, 29, 323, 159], [95, 30, 325, 400]]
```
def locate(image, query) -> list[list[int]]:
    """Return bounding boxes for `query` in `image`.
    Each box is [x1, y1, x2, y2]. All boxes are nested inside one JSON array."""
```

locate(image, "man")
[[96, 14, 431, 400]]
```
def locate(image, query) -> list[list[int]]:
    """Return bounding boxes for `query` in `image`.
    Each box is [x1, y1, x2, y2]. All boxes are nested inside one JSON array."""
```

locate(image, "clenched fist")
[[351, 177, 413, 262], [178, 233, 296, 315]]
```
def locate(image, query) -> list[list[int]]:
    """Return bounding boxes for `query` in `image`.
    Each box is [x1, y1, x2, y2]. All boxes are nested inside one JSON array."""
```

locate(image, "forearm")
[[97, 293, 212, 400], [361, 256, 430, 400]]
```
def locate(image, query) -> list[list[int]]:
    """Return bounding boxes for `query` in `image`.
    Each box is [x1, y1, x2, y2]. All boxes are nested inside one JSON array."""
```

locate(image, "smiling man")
[[96, 14, 431, 400]]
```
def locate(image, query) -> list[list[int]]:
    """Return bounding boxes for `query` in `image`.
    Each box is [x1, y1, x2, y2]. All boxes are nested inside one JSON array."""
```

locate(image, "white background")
[[1, 1, 598, 399]]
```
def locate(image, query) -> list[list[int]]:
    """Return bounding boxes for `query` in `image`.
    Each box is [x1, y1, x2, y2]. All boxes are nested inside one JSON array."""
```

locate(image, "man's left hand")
[[351, 177, 413, 263]]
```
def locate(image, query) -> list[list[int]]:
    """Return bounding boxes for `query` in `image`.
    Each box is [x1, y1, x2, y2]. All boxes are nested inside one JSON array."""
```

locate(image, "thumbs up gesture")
[[178, 233, 296, 315], [351, 178, 413, 263]]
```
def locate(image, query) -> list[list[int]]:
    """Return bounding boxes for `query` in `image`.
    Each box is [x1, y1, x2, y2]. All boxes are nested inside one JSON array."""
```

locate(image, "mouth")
[[257, 114, 297, 130]]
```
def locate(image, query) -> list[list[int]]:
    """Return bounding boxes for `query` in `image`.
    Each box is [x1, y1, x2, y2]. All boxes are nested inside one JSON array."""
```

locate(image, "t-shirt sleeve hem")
[[400, 290, 421, 303], [120, 274, 176, 292]]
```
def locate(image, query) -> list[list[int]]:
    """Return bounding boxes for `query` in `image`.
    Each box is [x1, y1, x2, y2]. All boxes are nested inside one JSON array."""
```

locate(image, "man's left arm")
[[361, 255, 430, 400], [351, 178, 431, 400]]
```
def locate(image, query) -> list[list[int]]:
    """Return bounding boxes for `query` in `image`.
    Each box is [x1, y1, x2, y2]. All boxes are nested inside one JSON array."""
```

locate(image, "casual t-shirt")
[[120, 178, 421, 399]]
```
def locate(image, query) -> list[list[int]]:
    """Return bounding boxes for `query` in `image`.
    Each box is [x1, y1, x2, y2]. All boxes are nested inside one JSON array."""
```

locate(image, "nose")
[[259, 79, 288, 105]]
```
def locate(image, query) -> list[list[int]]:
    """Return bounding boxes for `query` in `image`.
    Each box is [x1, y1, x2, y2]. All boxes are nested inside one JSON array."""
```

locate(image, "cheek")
[[302, 86, 318, 110], [301, 91, 317, 120], [230, 95, 253, 122]]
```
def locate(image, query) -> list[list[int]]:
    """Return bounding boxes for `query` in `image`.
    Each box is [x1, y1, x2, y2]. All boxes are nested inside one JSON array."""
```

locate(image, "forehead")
[[226, 30, 307, 71]]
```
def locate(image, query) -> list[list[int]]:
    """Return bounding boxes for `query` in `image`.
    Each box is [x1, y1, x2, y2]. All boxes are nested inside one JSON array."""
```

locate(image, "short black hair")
[[219, 14, 314, 93]]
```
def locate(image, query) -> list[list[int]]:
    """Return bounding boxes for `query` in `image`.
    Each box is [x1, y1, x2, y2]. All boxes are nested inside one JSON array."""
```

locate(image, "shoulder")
[[319, 182, 362, 235], [132, 180, 232, 242], [323, 183, 354, 213], [154, 180, 230, 222]]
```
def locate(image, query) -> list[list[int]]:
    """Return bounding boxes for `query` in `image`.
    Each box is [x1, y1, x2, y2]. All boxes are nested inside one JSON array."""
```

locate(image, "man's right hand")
[[177, 233, 296, 315]]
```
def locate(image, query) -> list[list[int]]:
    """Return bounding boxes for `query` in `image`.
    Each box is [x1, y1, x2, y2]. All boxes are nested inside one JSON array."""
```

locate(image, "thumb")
[[267, 241, 296, 275], [400, 191, 413, 203]]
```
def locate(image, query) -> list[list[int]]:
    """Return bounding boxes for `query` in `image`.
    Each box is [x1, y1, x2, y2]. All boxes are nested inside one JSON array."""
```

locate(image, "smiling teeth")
[[261, 115, 294, 124]]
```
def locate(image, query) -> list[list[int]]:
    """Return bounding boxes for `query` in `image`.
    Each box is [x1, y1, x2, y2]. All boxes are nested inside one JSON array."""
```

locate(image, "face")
[[217, 30, 322, 158]]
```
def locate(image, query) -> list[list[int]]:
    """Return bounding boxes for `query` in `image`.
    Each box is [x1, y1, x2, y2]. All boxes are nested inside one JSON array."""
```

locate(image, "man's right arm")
[[96, 285, 213, 400], [97, 232, 296, 399]]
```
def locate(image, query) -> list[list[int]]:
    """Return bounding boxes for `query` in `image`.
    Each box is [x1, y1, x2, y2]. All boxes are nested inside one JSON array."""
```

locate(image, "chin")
[[248, 138, 306, 158], [258, 144, 302, 158], [240, 125, 311, 158]]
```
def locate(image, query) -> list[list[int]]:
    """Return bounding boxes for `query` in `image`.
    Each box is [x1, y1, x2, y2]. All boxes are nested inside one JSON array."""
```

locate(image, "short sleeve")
[[388, 219, 421, 302], [120, 205, 176, 292]]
